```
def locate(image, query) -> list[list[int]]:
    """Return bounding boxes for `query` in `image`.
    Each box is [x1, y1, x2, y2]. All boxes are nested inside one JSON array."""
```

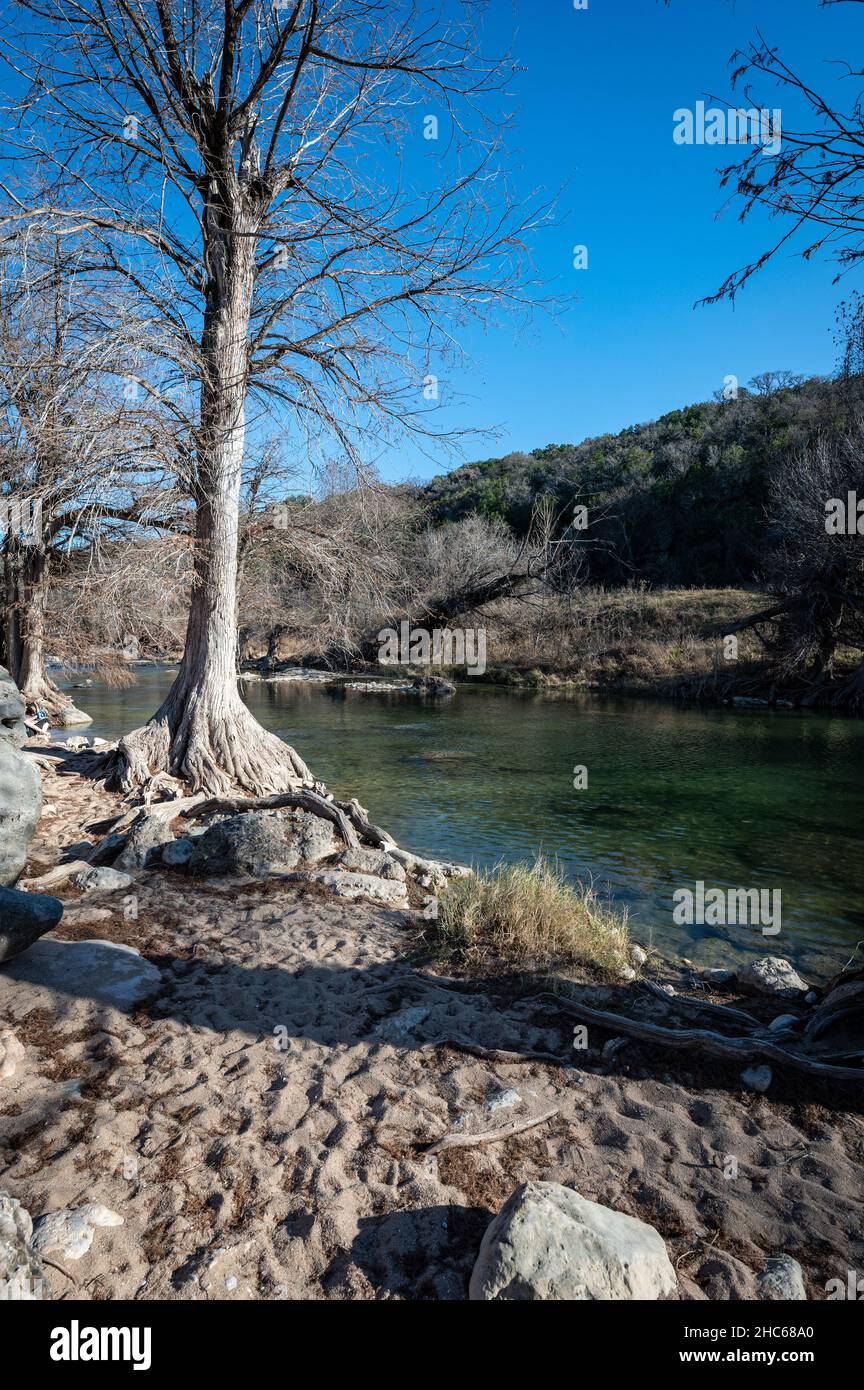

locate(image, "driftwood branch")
[[423, 1106, 559, 1155]]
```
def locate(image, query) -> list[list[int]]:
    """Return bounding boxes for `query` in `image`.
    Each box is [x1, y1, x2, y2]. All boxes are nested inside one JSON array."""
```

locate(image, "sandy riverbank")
[[1, 758, 862, 1300]]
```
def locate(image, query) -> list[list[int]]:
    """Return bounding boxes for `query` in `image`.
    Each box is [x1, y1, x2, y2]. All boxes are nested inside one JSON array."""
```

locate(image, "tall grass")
[[437, 857, 632, 980]]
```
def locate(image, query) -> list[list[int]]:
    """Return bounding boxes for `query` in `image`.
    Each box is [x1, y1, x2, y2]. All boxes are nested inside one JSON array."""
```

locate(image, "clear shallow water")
[[61, 666, 864, 982]]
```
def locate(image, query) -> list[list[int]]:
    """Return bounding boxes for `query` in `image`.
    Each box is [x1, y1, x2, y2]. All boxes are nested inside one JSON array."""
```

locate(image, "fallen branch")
[[423, 1105, 559, 1155], [21, 859, 92, 890], [422, 1036, 568, 1066], [539, 994, 863, 1083]]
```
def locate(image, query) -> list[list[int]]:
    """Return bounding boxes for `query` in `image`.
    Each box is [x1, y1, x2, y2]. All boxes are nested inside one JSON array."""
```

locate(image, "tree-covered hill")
[[420, 373, 864, 587]]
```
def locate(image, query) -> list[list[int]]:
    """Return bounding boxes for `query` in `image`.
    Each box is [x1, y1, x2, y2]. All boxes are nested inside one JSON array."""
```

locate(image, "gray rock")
[[339, 846, 407, 881], [116, 811, 175, 870], [291, 811, 339, 864], [0, 1028, 24, 1079], [161, 837, 194, 867], [628, 944, 648, 968], [75, 866, 133, 894], [54, 705, 93, 727], [307, 869, 408, 905], [0, 1191, 49, 1299], [738, 957, 809, 999], [0, 667, 42, 885], [741, 1064, 773, 1093], [32, 1202, 123, 1260], [0, 665, 27, 749], [90, 832, 128, 866], [757, 1255, 806, 1301], [767, 1013, 798, 1032], [0, 886, 64, 963], [379, 1005, 430, 1043], [702, 968, 735, 986], [189, 811, 302, 876], [486, 1087, 520, 1114], [0, 938, 162, 1009], [470, 1181, 678, 1301]]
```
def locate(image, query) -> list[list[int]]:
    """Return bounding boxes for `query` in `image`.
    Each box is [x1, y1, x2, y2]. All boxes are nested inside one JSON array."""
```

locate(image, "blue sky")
[[377, 0, 864, 483]]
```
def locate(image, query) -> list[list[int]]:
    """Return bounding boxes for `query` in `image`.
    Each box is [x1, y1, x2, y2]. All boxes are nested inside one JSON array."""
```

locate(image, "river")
[[60, 665, 864, 982]]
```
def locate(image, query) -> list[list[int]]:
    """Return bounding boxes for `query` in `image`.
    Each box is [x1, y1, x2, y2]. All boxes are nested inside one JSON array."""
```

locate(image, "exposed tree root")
[[112, 676, 312, 798], [536, 993, 864, 1083]]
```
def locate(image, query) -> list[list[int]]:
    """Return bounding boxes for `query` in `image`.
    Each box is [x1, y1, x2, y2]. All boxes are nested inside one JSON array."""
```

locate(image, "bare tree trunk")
[[1, 542, 69, 714], [116, 226, 312, 795]]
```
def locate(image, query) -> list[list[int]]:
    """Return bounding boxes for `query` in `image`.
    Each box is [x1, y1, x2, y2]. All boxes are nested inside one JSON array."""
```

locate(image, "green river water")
[[61, 665, 864, 982]]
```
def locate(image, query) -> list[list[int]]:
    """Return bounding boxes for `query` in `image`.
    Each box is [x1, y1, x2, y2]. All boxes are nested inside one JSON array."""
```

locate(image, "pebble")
[[741, 1064, 773, 1093]]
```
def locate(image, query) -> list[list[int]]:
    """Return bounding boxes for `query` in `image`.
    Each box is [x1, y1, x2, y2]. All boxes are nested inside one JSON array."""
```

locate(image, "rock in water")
[[54, 705, 93, 727], [0, 665, 43, 885], [470, 1181, 678, 1301], [0, 938, 161, 1009], [0, 886, 64, 964], [0, 1191, 50, 1299], [757, 1255, 807, 1301]]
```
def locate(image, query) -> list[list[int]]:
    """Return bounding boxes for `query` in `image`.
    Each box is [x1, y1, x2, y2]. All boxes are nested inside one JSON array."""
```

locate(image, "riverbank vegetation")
[[436, 858, 632, 981]]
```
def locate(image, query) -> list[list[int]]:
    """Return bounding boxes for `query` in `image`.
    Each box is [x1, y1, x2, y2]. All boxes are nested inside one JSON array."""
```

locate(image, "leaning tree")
[[0, 0, 540, 794]]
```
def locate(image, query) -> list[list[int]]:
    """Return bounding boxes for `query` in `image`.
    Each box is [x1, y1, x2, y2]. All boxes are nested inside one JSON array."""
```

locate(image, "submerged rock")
[[470, 1181, 677, 1301], [0, 886, 64, 964]]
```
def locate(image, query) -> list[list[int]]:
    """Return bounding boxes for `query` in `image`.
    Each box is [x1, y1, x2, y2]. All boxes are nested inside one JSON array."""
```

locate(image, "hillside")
[[421, 373, 864, 588]]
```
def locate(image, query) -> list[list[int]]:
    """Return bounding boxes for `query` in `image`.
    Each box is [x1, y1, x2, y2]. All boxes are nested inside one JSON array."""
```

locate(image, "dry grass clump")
[[437, 857, 632, 980]]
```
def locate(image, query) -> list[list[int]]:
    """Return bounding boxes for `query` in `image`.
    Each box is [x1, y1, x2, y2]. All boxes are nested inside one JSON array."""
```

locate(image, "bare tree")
[[0, 229, 174, 713], [702, 4, 864, 304], [1, 0, 541, 795]]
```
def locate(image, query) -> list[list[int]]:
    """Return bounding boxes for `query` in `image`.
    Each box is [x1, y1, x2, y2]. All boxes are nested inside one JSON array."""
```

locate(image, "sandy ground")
[[1, 757, 862, 1301]]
